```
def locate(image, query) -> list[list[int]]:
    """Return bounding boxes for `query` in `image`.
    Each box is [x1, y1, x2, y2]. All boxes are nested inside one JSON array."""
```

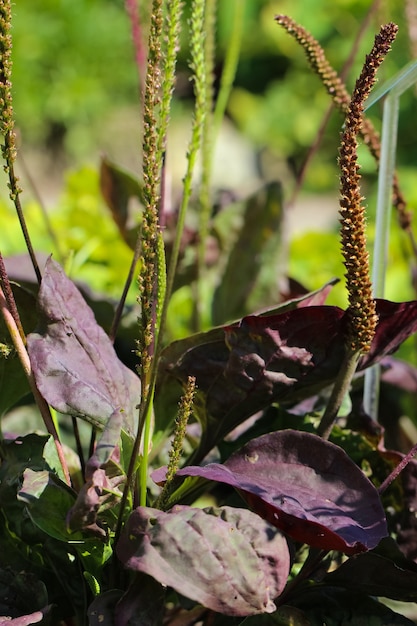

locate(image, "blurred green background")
[[1, 0, 416, 308]]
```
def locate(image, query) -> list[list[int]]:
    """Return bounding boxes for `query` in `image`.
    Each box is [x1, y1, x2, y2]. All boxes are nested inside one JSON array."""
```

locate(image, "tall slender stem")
[[0, 286, 70, 485]]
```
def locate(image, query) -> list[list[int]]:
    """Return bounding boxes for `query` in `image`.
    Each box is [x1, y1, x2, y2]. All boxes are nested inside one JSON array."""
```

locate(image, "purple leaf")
[[159, 298, 417, 461], [324, 537, 417, 601], [88, 590, 122, 626], [380, 356, 417, 393], [27, 258, 140, 433], [359, 300, 417, 369], [114, 575, 165, 626], [171, 430, 387, 555], [117, 505, 290, 616]]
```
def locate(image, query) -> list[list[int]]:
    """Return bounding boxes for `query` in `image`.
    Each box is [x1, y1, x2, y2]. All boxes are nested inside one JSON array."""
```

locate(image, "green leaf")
[[18, 469, 78, 542], [212, 182, 284, 325], [17, 468, 112, 579]]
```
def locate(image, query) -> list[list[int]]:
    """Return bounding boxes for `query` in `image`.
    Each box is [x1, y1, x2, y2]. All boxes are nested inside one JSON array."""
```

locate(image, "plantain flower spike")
[[275, 15, 409, 231], [339, 22, 398, 353]]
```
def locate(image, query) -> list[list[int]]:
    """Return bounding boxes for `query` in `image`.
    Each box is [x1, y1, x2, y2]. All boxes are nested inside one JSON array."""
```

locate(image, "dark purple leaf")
[[158, 299, 417, 461], [159, 305, 346, 460], [171, 430, 387, 555], [288, 586, 415, 625], [114, 575, 165, 626], [359, 300, 417, 369], [100, 157, 144, 250], [324, 537, 417, 601], [27, 258, 140, 433], [117, 504, 290, 616], [88, 590, 122, 626], [0, 568, 49, 623]]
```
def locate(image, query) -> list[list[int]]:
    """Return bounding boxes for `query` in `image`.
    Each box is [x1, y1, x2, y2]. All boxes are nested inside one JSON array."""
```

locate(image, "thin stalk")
[[212, 0, 243, 140], [0, 0, 41, 285], [195, 0, 216, 329], [317, 349, 361, 440], [378, 440, 417, 494], [117, 0, 181, 528], [0, 286, 70, 485], [17, 151, 64, 263], [133, 0, 164, 511], [0, 253, 25, 341], [134, 0, 204, 509], [125, 0, 147, 96], [109, 238, 141, 342], [71, 415, 86, 479], [195, 1, 243, 325]]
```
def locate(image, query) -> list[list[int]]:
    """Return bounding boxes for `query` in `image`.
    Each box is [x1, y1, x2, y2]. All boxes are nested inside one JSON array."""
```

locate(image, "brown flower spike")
[[275, 15, 409, 230], [339, 22, 398, 353]]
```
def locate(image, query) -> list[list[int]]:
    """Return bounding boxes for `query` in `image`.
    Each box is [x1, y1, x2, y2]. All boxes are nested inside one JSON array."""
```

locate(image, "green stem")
[[317, 349, 361, 440], [212, 0, 244, 139]]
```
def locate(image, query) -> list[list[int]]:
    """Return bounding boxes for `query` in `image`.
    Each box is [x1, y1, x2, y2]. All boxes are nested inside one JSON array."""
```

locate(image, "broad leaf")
[[27, 257, 140, 433], [324, 537, 417, 601], [155, 281, 341, 455], [88, 590, 123, 626], [360, 300, 417, 368], [157, 299, 417, 461], [169, 430, 387, 555], [114, 575, 166, 626], [17, 468, 112, 577], [18, 468, 79, 542], [289, 587, 415, 625], [0, 568, 49, 622], [117, 505, 290, 616]]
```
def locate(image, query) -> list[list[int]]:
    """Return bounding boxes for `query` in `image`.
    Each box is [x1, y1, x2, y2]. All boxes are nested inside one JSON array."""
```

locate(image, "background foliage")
[[2, 0, 417, 320]]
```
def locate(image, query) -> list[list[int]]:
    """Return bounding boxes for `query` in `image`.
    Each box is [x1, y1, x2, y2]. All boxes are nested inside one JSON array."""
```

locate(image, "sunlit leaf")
[[158, 299, 417, 461], [117, 505, 290, 616], [169, 430, 387, 555], [27, 257, 140, 433]]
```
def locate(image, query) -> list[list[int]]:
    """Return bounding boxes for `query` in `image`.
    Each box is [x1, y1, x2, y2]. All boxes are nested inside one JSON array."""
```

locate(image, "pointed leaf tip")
[[174, 430, 388, 555]]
